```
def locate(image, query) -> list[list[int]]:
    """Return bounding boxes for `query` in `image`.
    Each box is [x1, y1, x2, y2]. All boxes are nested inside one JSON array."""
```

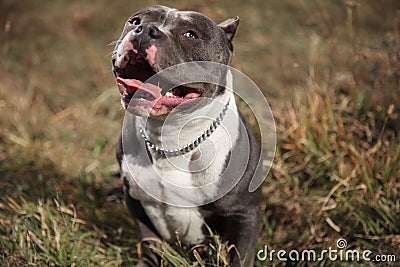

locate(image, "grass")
[[263, 82, 400, 266], [1, 197, 106, 266], [148, 227, 232, 267], [1, 0, 399, 266]]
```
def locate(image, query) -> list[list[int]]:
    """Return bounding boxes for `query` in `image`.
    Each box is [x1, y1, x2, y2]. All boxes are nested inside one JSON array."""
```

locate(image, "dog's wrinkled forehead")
[[120, 5, 220, 39], [123, 6, 171, 33]]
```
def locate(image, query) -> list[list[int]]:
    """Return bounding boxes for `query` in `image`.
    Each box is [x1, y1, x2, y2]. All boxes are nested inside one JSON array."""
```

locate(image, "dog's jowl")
[[112, 5, 261, 267]]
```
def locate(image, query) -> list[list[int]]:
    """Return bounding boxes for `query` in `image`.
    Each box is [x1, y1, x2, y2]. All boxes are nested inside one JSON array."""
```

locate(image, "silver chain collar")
[[139, 99, 230, 157]]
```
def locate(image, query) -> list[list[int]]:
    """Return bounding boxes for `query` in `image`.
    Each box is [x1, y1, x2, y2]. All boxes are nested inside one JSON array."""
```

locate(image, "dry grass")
[[0, 0, 399, 266]]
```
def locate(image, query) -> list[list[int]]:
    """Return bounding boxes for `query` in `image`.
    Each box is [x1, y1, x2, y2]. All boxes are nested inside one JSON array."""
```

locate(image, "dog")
[[112, 5, 261, 267]]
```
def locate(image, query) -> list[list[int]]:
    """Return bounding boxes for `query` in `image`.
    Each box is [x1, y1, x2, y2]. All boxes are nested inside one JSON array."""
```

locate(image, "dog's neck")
[[139, 89, 232, 152], [137, 71, 236, 155]]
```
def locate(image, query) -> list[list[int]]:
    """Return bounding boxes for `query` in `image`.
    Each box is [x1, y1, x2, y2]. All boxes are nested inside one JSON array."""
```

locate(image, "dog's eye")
[[128, 17, 141, 26], [183, 30, 198, 39]]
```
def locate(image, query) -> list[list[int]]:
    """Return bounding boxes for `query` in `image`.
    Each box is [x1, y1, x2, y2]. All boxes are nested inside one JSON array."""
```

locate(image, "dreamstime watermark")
[[122, 61, 276, 207], [257, 238, 397, 263]]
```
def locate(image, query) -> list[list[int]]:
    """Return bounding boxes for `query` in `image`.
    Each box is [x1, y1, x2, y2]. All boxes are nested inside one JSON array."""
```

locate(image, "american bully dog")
[[111, 5, 261, 267]]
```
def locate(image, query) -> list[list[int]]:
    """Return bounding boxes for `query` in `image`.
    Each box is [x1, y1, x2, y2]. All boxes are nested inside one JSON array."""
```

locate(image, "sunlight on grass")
[[0, 197, 126, 266]]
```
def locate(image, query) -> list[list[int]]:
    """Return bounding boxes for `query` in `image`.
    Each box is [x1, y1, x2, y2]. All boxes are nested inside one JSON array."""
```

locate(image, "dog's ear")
[[218, 16, 239, 42]]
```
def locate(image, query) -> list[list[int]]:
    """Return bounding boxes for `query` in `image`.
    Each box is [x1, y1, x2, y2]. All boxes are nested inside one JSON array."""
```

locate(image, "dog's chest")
[[121, 97, 240, 244], [121, 132, 231, 244]]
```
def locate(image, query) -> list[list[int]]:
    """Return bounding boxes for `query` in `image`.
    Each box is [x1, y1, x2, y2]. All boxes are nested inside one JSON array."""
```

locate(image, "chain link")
[[139, 99, 230, 157]]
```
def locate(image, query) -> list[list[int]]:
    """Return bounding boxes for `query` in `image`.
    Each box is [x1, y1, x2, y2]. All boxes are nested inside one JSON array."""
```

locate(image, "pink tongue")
[[184, 92, 201, 99], [116, 77, 162, 98]]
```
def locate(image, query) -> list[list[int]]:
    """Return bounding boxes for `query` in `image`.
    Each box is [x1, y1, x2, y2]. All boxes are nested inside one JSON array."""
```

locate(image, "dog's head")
[[112, 5, 239, 117]]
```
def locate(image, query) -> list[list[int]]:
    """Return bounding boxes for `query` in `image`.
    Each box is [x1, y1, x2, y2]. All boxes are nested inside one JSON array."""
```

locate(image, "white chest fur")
[[121, 91, 239, 244]]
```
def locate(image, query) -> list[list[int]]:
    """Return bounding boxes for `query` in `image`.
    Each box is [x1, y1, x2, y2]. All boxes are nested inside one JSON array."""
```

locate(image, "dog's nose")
[[134, 25, 143, 34], [132, 23, 163, 40], [148, 24, 162, 39]]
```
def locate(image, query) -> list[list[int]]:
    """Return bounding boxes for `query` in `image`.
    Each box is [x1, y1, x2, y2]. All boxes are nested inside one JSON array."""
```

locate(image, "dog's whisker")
[[107, 40, 120, 46], [105, 50, 116, 57]]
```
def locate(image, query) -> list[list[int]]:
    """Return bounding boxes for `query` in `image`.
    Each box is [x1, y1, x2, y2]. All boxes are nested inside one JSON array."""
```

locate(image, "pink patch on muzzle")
[[145, 45, 157, 66]]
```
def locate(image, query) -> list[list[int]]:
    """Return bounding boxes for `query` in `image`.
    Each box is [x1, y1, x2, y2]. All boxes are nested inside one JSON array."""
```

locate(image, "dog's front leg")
[[126, 194, 161, 267], [223, 214, 260, 267]]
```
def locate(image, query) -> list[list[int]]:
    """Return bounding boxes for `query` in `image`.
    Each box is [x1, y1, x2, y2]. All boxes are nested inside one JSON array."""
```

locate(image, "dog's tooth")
[[166, 91, 174, 97]]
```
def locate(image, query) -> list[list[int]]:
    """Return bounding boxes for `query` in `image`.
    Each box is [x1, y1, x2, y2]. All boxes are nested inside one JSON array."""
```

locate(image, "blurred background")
[[1, 0, 399, 266]]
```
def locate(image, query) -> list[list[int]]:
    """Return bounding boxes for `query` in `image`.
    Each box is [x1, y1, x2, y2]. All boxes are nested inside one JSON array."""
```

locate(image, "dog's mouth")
[[113, 49, 202, 116]]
